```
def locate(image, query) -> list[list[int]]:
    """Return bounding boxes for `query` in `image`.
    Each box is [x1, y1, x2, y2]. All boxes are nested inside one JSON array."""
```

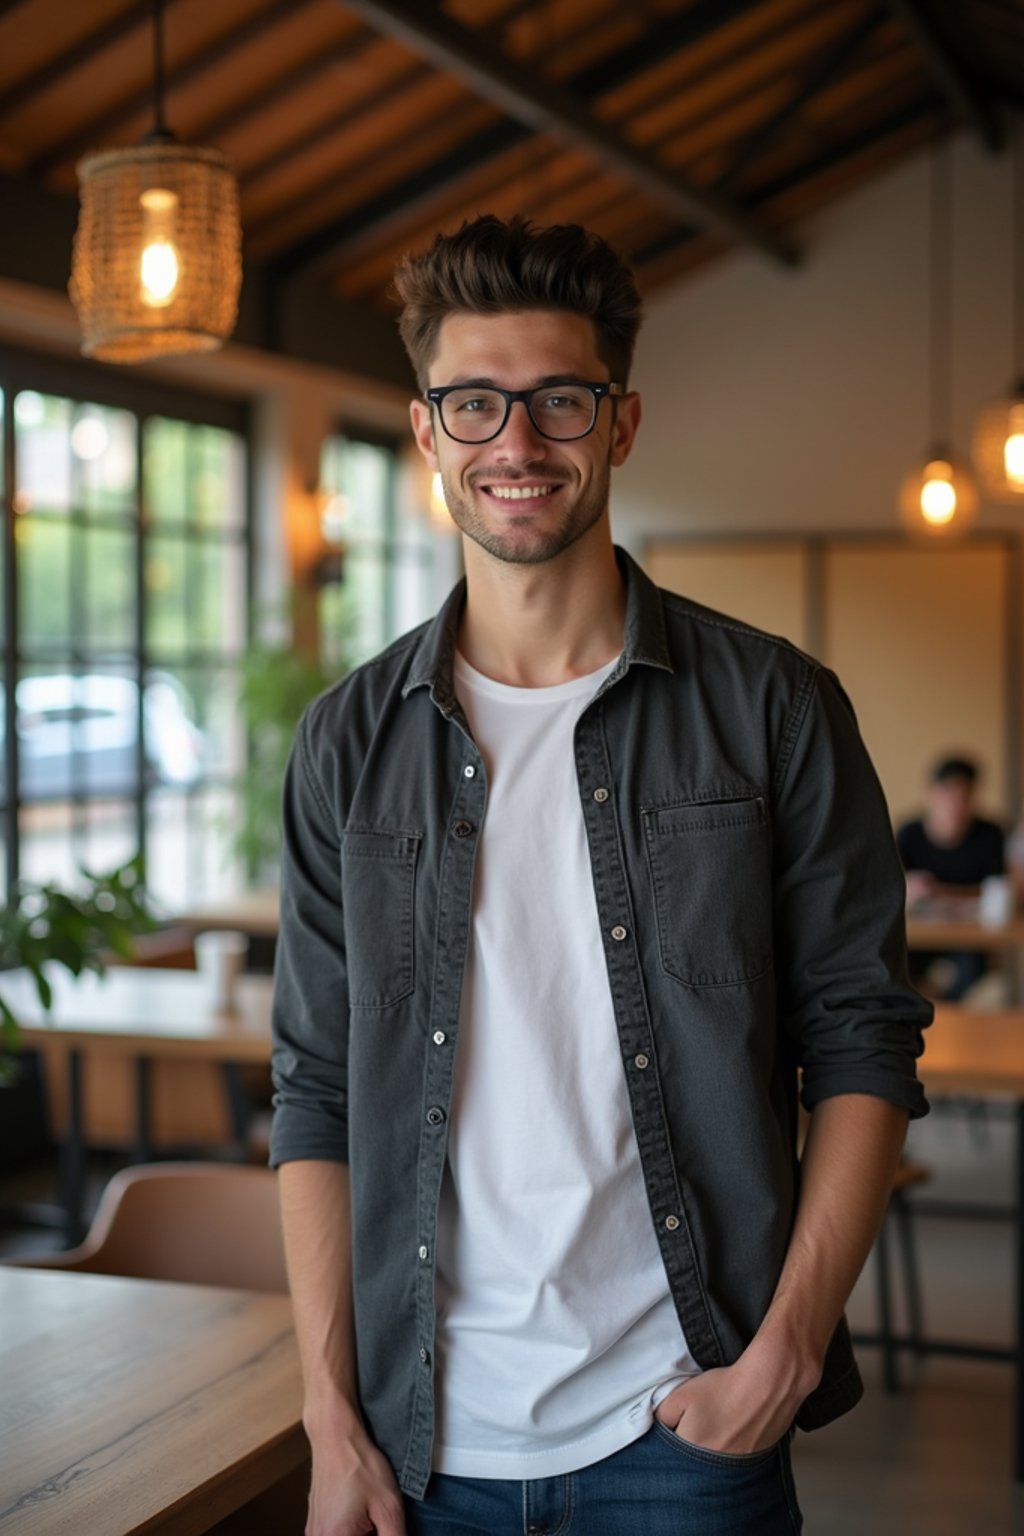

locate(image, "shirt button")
[[426, 1106, 446, 1126], [634, 1053, 649, 1070], [418, 1245, 429, 1261], [452, 819, 474, 839], [611, 925, 627, 942], [593, 786, 610, 803], [664, 1214, 680, 1232], [419, 1346, 430, 1365], [432, 1030, 447, 1046], [464, 764, 476, 778]]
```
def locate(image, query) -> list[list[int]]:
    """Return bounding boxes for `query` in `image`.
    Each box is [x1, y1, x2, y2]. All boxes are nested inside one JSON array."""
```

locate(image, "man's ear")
[[609, 391, 642, 468], [410, 399, 438, 470]]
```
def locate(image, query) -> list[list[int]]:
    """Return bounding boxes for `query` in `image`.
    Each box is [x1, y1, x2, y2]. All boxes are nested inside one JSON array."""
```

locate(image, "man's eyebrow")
[[439, 374, 599, 388]]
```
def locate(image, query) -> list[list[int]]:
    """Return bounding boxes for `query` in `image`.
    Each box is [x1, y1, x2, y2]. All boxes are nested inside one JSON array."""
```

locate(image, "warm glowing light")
[[139, 188, 180, 308], [920, 461, 957, 525], [1005, 432, 1024, 487]]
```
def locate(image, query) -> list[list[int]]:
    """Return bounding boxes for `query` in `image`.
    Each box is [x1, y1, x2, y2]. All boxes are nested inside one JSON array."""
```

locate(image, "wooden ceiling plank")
[[239, 56, 429, 186], [0, 0, 154, 122], [29, 0, 337, 177], [261, 110, 523, 263], [884, 0, 1004, 150], [198, 28, 382, 151], [717, 2, 887, 189], [331, 0, 797, 267]]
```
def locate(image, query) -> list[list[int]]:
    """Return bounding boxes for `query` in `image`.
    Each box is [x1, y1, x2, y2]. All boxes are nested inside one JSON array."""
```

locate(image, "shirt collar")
[[402, 545, 673, 712]]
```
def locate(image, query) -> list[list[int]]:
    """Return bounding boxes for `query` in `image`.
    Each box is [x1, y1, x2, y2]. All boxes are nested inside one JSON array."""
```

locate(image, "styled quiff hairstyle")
[[393, 214, 643, 390]]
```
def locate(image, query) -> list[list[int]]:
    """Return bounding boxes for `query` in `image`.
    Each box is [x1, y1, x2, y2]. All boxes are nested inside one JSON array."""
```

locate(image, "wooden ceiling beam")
[[0, 0, 154, 122], [332, 0, 797, 268], [717, 3, 888, 190], [29, 0, 326, 178], [884, 0, 1004, 150]]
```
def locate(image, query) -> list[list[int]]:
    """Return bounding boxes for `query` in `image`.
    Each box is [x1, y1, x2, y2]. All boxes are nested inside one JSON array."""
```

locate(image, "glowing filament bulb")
[[139, 188, 180, 308], [920, 460, 957, 525]]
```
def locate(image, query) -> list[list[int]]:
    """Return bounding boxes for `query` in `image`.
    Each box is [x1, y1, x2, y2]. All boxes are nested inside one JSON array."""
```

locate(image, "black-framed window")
[[0, 345, 251, 913], [318, 428, 434, 668]]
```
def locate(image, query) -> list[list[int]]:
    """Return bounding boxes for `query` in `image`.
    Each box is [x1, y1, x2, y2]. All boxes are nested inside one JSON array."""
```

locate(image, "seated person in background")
[[896, 754, 1005, 999]]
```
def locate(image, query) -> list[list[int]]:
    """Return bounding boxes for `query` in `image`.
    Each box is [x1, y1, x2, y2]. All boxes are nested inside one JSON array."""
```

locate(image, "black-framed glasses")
[[425, 381, 623, 444]]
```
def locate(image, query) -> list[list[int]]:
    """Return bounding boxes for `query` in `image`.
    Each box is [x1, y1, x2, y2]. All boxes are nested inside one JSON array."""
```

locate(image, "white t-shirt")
[[433, 653, 700, 1480]]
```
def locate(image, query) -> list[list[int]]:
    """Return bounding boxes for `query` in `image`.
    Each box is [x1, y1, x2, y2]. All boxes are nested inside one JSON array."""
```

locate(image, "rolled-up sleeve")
[[269, 707, 351, 1166], [772, 665, 932, 1118]]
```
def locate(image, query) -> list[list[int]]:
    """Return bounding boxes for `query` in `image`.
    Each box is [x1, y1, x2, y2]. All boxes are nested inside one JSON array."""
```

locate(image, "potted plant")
[[0, 854, 154, 1087]]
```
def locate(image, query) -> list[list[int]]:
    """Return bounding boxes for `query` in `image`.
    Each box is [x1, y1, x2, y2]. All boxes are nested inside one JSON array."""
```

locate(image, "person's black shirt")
[[896, 817, 1005, 886]]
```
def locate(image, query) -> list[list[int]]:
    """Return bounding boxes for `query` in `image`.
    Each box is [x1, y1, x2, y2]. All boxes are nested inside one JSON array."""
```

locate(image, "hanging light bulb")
[[898, 141, 978, 537], [899, 452, 978, 535], [69, 0, 240, 362], [139, 188, 180, 307]]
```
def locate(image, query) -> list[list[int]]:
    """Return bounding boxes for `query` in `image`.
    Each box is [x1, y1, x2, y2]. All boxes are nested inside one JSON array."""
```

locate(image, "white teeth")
[[488, 484, 556, 500]]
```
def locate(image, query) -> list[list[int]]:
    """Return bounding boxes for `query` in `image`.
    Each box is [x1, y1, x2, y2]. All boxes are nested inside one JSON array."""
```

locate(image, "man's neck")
[[458, 531, 626, 689]]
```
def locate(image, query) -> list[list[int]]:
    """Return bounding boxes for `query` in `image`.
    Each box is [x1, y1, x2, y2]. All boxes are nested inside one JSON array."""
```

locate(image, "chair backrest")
[[12, 1162, 288, 1293]]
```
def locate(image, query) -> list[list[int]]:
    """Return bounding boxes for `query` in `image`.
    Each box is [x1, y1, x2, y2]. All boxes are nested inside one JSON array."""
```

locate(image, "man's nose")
[[492, 399, 547, 456]]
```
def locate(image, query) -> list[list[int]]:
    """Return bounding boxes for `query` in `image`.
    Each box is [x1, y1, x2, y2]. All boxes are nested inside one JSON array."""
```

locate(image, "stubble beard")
[[440, 455, 612, 567]]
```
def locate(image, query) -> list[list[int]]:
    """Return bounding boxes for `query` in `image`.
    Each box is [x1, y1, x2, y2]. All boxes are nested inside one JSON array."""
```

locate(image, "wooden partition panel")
[[645, 541, 811, 651], [645, 536, 1016, 828], [823, 542, 1011, 827]]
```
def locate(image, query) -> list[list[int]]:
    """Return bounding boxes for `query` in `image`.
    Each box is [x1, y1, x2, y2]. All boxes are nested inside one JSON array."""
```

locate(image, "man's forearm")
[[278, 1158, 362, 1435], [752, 1092, 910, 1389]]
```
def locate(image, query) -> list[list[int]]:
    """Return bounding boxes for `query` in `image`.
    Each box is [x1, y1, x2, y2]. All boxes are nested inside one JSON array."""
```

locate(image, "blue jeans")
[[403, 1424, 802, 1535]]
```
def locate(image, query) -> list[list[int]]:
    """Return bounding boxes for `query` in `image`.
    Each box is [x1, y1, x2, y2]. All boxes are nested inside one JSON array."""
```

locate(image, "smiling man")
[[270, 216, 932, 1536]]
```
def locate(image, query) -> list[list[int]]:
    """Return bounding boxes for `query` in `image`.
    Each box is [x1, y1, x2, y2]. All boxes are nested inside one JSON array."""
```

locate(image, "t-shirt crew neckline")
[[453, 650, 620, 702]]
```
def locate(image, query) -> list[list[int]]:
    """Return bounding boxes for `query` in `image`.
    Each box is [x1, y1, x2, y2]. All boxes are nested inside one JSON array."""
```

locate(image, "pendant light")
[[69, 0, 242, 363], [899, 140, 978, 536], [972, 116, 1024, 501]]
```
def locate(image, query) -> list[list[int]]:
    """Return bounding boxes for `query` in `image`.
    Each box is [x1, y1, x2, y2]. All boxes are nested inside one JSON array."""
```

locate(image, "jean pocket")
[[652, 1420, 780, 1469], [642, 795, 772, 987], [341, 827, 421, 1009]]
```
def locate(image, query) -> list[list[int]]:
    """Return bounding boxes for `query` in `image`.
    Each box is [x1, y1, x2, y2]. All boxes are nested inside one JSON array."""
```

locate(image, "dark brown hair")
[[393, 214, 643, 389]]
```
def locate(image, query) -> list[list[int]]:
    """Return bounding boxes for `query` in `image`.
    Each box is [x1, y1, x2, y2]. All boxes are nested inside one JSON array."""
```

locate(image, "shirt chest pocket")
[[341, 828, 421, 1009], [642, 796, 772, 988]]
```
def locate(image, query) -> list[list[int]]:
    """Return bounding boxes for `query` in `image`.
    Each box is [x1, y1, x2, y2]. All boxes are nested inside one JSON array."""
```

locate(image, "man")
[[270, 216, 931, 1536], [897, 754, 1005, 999]]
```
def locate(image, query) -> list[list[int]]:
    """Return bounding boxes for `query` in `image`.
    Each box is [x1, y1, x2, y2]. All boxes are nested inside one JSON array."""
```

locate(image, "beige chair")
[[6, 1161, 288, 1294]]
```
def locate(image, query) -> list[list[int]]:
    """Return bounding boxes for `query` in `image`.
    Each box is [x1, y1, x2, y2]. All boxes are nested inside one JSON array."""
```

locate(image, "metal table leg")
[[134, 1056, 153, 1164], [57, 1048, 84, 1247]]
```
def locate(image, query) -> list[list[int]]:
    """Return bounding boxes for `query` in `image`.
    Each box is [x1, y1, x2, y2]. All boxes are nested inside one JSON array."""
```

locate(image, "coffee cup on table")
[[194, 930, 248, 1012], [979, 875, 1014, 928]]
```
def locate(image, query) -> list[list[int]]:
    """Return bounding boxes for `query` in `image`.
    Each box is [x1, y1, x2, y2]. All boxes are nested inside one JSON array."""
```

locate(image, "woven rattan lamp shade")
[[70, 141, 241, 363]]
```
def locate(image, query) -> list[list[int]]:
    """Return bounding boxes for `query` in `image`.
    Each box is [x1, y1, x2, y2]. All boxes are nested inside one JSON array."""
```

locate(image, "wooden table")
[[1, 968, 273, 1244], [920, 1006, 1024, 1480], [0, 1267, 306, 1535], [906, 914, 1024, 955], [180, 888, 281, 939]]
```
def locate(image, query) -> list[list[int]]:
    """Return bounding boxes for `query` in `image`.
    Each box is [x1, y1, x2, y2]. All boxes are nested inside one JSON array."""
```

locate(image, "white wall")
[[613, 131, 1015, 549]]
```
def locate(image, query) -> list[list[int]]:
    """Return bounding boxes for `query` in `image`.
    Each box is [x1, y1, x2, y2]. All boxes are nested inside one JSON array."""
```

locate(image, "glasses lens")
[[529, 386, 596, 440], [439, 388, 508, 442]]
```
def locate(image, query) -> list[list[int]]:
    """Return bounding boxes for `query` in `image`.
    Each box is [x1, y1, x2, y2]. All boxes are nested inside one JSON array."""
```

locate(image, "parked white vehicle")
[[0, 672, 203, 801]]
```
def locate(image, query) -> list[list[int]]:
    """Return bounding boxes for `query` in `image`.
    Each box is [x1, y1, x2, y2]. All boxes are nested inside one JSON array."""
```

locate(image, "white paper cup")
[[979, 875, 1013, 928], [194, 929, 248, 1012]]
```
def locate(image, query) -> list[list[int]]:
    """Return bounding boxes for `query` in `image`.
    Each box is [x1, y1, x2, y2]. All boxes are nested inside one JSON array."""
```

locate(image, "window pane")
[[393, 554, 434, 638], [341, 546, 386, 663], [144, 534, 189, 657], [17, 517, 71, 651], [80, 800, 139, 878], [145, 418, 245, 530], [321, 438, 391, 541], [14, 394, 135, 519], [84, 525, 136, 655], [147, 787, 243, 912], [17, 667, 141, 803], [19, 801, 76, 888], [195, 539, 246, 656], [145, 665, 231, 782]]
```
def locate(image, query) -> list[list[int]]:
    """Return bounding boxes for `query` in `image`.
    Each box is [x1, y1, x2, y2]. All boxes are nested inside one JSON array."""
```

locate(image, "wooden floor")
[[1, 1101, 1021, 1534]]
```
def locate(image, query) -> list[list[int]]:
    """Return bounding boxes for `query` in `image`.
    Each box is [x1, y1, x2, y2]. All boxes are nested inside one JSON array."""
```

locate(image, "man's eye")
[[539, 392, 586, 411], [454, 396, 498, 413]]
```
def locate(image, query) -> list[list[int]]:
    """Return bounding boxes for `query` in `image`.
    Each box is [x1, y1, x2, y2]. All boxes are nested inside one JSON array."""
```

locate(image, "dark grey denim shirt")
[[270, 547, 932, 1499]]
